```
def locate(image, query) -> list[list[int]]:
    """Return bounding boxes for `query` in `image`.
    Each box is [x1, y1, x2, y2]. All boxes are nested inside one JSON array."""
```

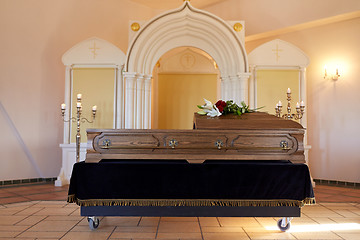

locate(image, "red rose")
[[215, 100, 226, 113]]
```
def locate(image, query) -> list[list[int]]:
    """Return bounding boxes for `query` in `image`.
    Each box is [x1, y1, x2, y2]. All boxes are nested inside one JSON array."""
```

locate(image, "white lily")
[[202, 99, 213, 110], [206, 105, 222, 117]]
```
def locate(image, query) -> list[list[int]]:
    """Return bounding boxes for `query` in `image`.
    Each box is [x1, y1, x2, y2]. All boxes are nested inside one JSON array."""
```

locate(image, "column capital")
[[123, 72, 138, 78]]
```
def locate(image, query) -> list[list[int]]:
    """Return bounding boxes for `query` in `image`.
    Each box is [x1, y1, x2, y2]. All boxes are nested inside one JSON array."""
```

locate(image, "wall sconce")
[[324, 65, 340, 81]]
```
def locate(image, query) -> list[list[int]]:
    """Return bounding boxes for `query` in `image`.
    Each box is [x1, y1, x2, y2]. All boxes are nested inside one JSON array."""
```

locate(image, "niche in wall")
[[71, 68, 115, 143], [256, 69, 300, 115], [152, 47, 220, 129]]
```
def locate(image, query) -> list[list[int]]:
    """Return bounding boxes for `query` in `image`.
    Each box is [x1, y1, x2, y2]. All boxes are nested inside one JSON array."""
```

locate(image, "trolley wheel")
[[87, 217, 99, 230], [277, 218, 291, 232]]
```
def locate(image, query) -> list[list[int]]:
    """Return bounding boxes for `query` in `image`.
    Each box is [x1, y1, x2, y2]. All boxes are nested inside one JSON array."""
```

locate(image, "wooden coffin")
[[85, 112, 305, 164]]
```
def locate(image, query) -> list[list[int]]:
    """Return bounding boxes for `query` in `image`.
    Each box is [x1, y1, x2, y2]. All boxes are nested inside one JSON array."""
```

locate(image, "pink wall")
[[0, 0, 156, 180], [245, 17, 360, 183]]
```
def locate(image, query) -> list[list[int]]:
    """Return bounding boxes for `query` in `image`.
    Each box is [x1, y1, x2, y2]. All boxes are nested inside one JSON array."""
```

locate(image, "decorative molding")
[[124, 1, 250, 128], [62, 37, 125, 66], [125, 1, 248, 77], [248, 39, 309, 67], [246, 11, 360, 42], [58, 38, 126, 186], [158, 48, 218, 74]]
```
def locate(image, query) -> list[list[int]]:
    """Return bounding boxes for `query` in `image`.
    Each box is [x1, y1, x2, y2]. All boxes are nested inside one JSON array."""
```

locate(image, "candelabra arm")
[[61, 116, 77, 123], [81, 117, 95, 124]]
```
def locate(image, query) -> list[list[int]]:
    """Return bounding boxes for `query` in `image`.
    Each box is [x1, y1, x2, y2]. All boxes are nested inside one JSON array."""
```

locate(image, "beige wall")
[[246, 17, 360, 183], [157, 74, 217, 129], [71, 68, 115, 143], [256, 69, 300, 115]]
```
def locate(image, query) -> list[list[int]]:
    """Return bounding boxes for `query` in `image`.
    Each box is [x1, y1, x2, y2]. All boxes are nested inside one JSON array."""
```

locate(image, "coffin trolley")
[[67, 112, 315, 231]]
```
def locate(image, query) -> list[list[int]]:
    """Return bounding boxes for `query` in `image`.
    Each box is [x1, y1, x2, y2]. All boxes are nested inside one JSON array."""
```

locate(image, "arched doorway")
[[152, 47, 220, 129], [123, 1, 249, 129]]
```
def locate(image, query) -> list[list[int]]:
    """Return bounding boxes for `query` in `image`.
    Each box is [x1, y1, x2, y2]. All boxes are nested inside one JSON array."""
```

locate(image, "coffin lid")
[[193, 112, 304, 130]]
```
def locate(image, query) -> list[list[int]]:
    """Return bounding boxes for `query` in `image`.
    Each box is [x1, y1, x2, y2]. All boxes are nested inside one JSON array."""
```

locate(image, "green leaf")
[[197, 110, 207, 115]]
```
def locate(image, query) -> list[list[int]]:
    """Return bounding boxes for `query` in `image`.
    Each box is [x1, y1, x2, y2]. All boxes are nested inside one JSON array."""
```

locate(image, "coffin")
[[85, 112, 305, 163]]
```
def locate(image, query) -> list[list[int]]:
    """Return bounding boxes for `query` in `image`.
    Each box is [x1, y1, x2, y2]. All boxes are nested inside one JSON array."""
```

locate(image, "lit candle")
[[278, 101, 282, 107], [77, 94, 82, 101], [300, 101, 305, 107], [287, 88, 291, 94], [77, 102, 82, 108], [296, 102, 300, 108], [92, 105, 97, 111], [61, 103, 66, 110]]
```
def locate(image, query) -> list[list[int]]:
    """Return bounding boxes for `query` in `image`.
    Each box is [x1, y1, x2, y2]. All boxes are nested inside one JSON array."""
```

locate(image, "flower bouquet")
[[197, 99, 256, 117]]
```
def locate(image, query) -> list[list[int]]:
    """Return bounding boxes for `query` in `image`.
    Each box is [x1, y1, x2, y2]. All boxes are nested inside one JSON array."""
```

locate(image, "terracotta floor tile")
[[199, 217, 220, 227], [158, 221, 201, 233], [201, 226, 245, 233], [0, 225, 29, 232], [33, 207, 77, 216], [246, 231, 296, 239], [0, 231, 21, 238], [0, 191, 18, 198], [290, 232, 342, 239], [138, 217, 160, 226], [0, 182, 359, 239], [161, 217, 198, 222], [14, 207, 44, 216], [0, 215, 28, 225], [110, 232, 157, 238], [114, 226, 158, 232], [202, 232, 250, 240], [62, 231, 112, 240], [15, 215, 47, 226], [218, 217, 261, 227], [17, 231, 66, 239], [26, 220, 79, 232], [0, 197, 31, 205], [100, 216, 140, 226], [156, 232, 203, 239]]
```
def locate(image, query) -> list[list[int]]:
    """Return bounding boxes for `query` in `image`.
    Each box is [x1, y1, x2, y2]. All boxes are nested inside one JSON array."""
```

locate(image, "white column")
[[144, 75, 152, 129], [136, 74, 144, 129], [115, 65, 124, 129], [249, 66, 255, 109], [229, 76, 239, 104], [299, 67, 307, 129], [221, 76, 230, 100], [300, 67, 311, 161], [220, 77, 225, 100], [238, 73, 251, 104], [124, 72, 136, 129], [63, 65, 72, 143]]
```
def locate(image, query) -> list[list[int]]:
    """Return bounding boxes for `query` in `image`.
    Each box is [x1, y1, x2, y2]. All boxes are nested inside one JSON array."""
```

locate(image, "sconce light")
[[324, 65, 340, 81]]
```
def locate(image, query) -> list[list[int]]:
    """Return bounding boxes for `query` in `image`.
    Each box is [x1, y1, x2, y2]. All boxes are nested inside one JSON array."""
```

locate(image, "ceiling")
[[129, 0, 227, 9], [128, 0, 360, 36]]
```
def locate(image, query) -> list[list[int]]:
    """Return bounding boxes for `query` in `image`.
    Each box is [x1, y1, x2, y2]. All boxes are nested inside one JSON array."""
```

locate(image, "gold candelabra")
[[61, 94, 97, 163], [275, 88, 305, 120]]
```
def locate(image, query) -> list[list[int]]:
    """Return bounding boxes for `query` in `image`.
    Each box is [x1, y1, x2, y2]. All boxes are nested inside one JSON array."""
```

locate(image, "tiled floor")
[[0, 183, 359, 240]]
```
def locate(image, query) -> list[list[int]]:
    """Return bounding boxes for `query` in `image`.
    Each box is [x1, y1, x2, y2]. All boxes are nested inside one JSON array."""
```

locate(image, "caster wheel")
[[87, 217, 99, 230], [277, 218, 291, 232]]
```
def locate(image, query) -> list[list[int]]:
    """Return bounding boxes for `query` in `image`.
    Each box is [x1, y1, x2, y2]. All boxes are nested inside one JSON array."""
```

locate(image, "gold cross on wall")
[[272, 44, 283, 62], [89, 41, 100, 59]]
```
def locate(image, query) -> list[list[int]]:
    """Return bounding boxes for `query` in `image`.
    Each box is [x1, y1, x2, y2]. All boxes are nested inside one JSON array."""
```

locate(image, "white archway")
[[124, 1, 250, 129]]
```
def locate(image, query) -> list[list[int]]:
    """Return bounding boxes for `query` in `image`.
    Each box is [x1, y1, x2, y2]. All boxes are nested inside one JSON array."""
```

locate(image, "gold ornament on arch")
[[131, 22, 140, 32], [233, 23, 243, 32]]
